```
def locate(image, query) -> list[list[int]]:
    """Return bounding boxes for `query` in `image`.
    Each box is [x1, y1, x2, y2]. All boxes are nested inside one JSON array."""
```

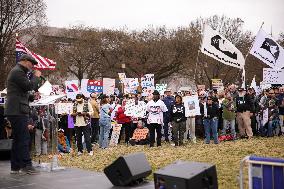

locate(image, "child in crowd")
[[57, 128, 71, 153]]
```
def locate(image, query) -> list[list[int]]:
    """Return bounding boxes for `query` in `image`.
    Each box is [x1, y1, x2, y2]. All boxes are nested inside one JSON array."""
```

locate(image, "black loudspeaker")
[[0, 139, 12, 160], [154, 161, 218, 189], [104, 152, 152, 186], [0, 139, 12, 151]]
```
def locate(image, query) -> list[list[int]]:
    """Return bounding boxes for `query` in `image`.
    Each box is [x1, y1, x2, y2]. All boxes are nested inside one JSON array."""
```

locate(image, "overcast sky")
[[45, 0, 284, 38]]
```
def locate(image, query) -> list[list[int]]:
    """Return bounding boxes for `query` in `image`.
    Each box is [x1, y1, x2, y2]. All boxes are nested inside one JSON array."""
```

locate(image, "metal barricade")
[[240, 156, 284, 189]]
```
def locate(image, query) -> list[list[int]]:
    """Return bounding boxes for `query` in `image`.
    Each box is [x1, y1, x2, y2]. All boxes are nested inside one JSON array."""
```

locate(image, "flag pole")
[[241, 22, 264, 88], [193, 23, 205, 86]]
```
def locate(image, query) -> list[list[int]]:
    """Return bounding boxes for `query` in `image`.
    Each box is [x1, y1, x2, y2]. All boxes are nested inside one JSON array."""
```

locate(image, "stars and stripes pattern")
[[16, 39, 56, 70]]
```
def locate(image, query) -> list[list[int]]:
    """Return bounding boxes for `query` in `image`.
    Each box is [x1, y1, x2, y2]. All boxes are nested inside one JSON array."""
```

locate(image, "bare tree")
[[0, 0, 46, 88]]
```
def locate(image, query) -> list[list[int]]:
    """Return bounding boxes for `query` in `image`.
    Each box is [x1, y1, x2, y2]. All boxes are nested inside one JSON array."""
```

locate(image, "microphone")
[[31, 70, 47, 82]]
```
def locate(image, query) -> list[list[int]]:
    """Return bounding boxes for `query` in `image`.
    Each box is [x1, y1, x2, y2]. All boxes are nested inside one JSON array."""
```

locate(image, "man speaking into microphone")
[[5, 54, 41, 174]]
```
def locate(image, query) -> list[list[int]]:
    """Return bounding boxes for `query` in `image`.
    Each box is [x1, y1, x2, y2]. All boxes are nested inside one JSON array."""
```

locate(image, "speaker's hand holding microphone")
[[33, 70, 42, 78]]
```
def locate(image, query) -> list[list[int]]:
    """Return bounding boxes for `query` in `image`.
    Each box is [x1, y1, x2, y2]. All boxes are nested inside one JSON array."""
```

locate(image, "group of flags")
[[16, 25, 283, 75], [200, 24, 284, 75]]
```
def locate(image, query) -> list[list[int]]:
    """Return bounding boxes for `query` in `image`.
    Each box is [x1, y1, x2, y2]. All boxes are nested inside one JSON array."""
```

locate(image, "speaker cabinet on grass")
[[104, 152, 152, 186], [154, 161, 218, 189]]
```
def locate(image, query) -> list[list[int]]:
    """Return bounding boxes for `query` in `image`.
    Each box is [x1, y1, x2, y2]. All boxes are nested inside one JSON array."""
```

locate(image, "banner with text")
[[263, 68, 284, 84], [109, 123, 122, 146], [141, 74, 155, 96]]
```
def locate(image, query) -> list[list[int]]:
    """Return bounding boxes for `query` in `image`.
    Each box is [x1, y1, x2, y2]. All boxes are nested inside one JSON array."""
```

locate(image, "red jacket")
[[115, 106, 131, 124]]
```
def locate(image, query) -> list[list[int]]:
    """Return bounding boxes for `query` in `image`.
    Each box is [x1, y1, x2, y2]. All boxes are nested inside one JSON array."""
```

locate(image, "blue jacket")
[[163, 96, 175, 122]]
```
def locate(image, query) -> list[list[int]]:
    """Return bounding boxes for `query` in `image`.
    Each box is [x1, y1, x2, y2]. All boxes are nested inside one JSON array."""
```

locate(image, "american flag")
[[16, 39, 56, 70]]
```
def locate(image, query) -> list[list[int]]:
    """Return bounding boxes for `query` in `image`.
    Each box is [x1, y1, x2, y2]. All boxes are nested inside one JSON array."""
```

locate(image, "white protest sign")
[[124, 99, 135, 116], [118, 73, 126, 83], [135, 101, 147, 118], [183, 95, 200, 117], [263, 68, 284, 84], [124, 78, 139, 94], [65, 80, 79, 100], [141, 74, 154, 96], [109, 123, 122, 146], [103, 78, 115, 95], [55, 103, 73, 114], [124, 100, 147, 118], [156, 84, 167, 94], [263, 108, 269, 125]]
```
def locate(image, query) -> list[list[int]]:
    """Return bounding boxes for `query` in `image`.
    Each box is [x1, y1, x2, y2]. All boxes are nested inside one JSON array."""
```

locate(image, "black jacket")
[[5, 64, 40, 116], [236, 94, 253, 113], [170, 103, 186, 123], [200, 102, 219, 119]]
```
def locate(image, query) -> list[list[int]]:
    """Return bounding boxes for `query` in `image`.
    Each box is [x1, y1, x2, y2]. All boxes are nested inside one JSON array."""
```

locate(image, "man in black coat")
[[5, 54, 41, 174], [236, 88, 253, 139]]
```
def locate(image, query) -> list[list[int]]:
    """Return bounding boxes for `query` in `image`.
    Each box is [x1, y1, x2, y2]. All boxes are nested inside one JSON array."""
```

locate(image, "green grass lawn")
[[36, 136, 284, 189]]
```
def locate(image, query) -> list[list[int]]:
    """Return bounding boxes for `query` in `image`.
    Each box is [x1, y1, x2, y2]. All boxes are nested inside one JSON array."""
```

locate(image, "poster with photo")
[[183, 95, 200, 117]]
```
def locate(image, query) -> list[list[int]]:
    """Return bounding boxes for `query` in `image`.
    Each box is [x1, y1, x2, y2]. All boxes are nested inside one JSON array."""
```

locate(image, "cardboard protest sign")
[[183, 95, 200, 117], [109, 123, 122, 146], [103, 78, 115, 95], [263, 68, 284, 84], [211, 79, 223, 90], [131, 128, 149, 140], [65, 80, 79, 100], [141, 74, 154, 96]]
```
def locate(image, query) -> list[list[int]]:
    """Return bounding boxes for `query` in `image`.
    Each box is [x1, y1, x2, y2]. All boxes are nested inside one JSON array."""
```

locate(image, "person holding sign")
[[146, 90, 168, 147], [170, 95, 187, 146], [129, 120, 149, 146]]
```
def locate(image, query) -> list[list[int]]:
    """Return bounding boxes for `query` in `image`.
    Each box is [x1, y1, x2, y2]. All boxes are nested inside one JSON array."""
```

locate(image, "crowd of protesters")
[[1, 84, 284, 157]]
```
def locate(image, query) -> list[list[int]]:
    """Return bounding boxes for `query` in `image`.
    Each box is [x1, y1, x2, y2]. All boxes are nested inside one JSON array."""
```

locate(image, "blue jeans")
[[99, 118, 111, 148], [203, 118, 219, 144], [7, 116, 32, 170], [222, 119, 236, 139]]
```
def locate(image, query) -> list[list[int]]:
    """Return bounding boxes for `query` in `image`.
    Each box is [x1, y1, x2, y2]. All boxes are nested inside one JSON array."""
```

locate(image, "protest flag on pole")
[[250, 28, 284, 70], [200, 25, 245, 69]]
